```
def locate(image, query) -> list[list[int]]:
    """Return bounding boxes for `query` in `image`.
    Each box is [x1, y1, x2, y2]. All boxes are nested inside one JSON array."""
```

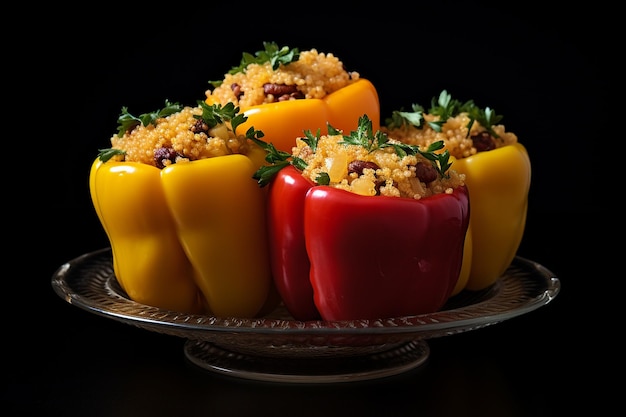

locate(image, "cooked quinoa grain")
[[109, 105, 252, 167], [383, 113, 518, 160], [291, 133, 465, 200], [383, 91, 518, 159], [206, 49, 359, 109]]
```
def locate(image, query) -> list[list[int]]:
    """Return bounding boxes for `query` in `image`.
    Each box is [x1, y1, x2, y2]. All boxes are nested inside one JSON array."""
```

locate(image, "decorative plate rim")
[[52, 247, 560, 339]]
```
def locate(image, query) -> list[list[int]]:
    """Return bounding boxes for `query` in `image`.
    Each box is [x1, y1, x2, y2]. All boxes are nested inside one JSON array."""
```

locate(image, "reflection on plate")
[[52, 248, 560, 383]]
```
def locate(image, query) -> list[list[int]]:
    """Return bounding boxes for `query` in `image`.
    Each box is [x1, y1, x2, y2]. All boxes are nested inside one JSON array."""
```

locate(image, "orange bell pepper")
[[205, 42, 380, 153], [230, 79, 380, 153]]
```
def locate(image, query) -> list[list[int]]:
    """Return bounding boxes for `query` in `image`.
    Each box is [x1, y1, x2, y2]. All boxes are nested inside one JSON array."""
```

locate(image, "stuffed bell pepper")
[[205, 42, 380, 153], [384, 90, 531, 292], [252, 115, 470, 321], [90, 100, 278, 317]]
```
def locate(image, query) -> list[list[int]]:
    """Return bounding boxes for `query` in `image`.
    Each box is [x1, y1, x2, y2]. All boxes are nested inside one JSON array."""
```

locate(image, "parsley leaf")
[[252, 114, 454, 187], [194, 101, 265, 141], [196, 100, 237, 128], [340, 115, 452, 178], [300, 128, 322, 153], [116, 100, 183, 138], [97, 148, 126, 163], [250, 139, 295, 187], [209, 42, 300, 88], [103, 100, 263, 163], [384, 90, 504, 138]]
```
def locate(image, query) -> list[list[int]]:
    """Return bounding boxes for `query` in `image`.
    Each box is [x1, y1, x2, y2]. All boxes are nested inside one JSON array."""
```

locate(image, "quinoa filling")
[[206, 43, 359, 109]]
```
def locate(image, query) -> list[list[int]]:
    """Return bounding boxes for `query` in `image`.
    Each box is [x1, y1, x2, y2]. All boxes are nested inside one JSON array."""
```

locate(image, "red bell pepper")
[[266, 165, 319, 320], [265, 165, 470, 321], [256, 116, 470, 321], [304, 184, 469, 321]]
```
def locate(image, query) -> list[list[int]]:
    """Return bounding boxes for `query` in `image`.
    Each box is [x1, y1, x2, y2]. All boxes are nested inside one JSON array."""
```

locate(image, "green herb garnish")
[[250, 141, 294, 187], [209, 42, 300, 88], [99, 100, 183, 162], [340, 115, 452, 177], [385, 90, 503, 138], [195, 100, 265, 142], [252, 114, 453, 187], [99, 101, 263, 163], [250, 136, 307, 187], [97, 148, 126, 163], [116, 100, 183, 138]]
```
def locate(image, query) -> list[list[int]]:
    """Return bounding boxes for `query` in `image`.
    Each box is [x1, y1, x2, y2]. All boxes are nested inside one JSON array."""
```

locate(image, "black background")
[[7, 1, 616, 416]]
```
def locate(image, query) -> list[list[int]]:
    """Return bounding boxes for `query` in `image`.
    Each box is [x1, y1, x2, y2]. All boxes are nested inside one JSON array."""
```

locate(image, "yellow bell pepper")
[[89, 101, 276, 317], [205, 42, 380, 153], [451, 224, 472, 295], [385, 90, 531, 292], [452, 142, 531, 290]]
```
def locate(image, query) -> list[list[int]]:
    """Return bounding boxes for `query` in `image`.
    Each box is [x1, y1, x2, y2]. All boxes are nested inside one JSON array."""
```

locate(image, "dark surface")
[[8, 1, 615, 416]]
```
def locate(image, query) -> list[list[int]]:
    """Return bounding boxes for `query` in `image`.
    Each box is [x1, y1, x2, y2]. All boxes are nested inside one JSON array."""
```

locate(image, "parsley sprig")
[[98, 101, 264, 163], [385, 90, 503, 138], [99, 100, 184, 162], [340, 115, 452, 177], [116, 99, 183, 138], [250, 136, 309, 187], [252, 114, 453, 187], [196, 101, 265, 142], [209, 42, 300, 88], [97, 148, 126, 163]]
